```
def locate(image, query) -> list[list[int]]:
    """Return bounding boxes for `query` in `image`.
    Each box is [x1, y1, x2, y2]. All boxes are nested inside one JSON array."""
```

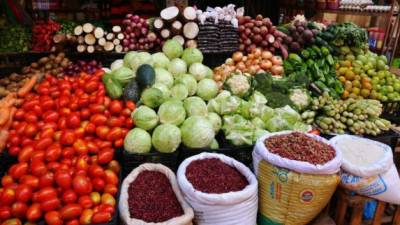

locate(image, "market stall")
[[0, 1, 400, 225]]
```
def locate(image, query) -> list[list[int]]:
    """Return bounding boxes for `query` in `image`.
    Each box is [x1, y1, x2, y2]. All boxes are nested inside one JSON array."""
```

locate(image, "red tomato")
[[32, 105, 43, 116], [85, 122, 96, 134], [26, 203, 42, 222], [80, 108, 91, 120], [41, 99, 55, 111], [103, 184, 118, 196], [54, 170, 72, 190], [62, 147, 75, 159], [67, 113, 81, 129], [78, 196, 93, 209], [89, 104, 106, 114], [60, 130, 76, 146], [40, 128, 55, 139], [308, 129, 321, 135], [35, 137, 53, 150], [20, 175, 39, 190], [59, 108, 71, 117], [75, 157, 89, 172], [125, 118, 134, 128], [92, 178, 105, 192], [45, 211, 63, 225], [15, 184, 32, 203], [9, 163, 28, 179], [14, 109, 25, 121], [84, 81, 98, 94], [101, 193, 115, 207], [0, 206, 11, 220], [23, 123, 38, 138], [73, 139, 88, 155], [45, 143, 62, 162], [43, 111, 59, 123], [97, 204, 115, 214], [33, 187, 57, 203], [95, 126, 110, 140], [78, 96, 90, 108], [88, 165, 105, 178], [91, 212, 112, 223], [40, 197, 61, 212], [125, 101, 136, 111], [79, 209, 94, 225], [24, 112, 38, 123], [8, 146, 21, 156], [30, 150, 45, 163], [47, 162, 61, 172], [1, 218, 22, 225], [121, 108, 131, 117], [39, 172, 54, 188], [72, 175, 92, 196], [18, 146, 34, 163], [11, 202, 28, 218], [109, 100, 123, 115], [107, 160, 121, 174], [87, 141, 99, 154], [60, 204, 82, 220], [23, 100, 40, 111], [66, 219, 79, 225], [42, 122, 58, 131], [1, 176, 13, 187], [62, 190, 78, 204], [30, 161, 47, 177], [106, 127, 122, 141], [0, 188, 16, 206], [106, 117, 122, 128], [90, 114, 107, 126], [114, 139, 124, 148], [7, 134, 20, 147], [90, 192, 101, 206]]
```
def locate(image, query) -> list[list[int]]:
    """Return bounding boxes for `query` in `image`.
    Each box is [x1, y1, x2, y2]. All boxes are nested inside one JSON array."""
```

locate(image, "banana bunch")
[[302, 93, 392, 135]]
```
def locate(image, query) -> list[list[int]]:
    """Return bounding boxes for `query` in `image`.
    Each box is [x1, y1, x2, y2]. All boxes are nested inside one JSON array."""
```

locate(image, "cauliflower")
[[289, 88, 311, 112], [224, 72, 252, 97]]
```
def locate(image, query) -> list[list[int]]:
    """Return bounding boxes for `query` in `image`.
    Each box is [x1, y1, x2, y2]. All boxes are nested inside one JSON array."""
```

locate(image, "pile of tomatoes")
[[0, 70, 134, 225]]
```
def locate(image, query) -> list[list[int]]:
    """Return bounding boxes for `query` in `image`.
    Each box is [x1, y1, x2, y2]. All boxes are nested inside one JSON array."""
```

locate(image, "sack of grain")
[[119, 163, 194, 225], [253, 131, 342, 225], [177, 152, 258, 225], [330, 135, 400, 204]]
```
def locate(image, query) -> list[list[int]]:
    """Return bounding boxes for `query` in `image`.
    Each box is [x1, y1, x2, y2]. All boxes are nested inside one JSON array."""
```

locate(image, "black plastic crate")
[[178, 134, 254, 169], [202, 52, 234, 68], [121, 150, 179, 178]]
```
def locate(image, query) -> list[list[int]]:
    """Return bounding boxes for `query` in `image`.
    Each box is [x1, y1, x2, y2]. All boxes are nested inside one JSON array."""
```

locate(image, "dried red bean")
[[264, 132, 335, 165], [186, 158, 249, 194], [128, 171, 183, 222]]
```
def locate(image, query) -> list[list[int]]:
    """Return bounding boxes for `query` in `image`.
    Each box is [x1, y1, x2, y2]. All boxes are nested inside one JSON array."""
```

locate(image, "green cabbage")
[[112, 67, 134, 86], [132, 106, 159, 131], [222, 115, 254, 146], [181, 47, 203, 65], [265, 116, 291, 132], [152, 124, 181, 153], [184, 97, 208, 117], [189, 63, 208, 81], [124, 128, 152, 154], [180, 116, 215, 148], [209, 139, 219, 149], [162, 39, 183, 59], [123, 51, 137, 67], [168, 58, 187, 77], [110, 59, 124, 71], [129, 52, 153, 72], [170, 83, 188, 100], [175, 74, 197, 96], [152, 83, 171, 100], [155, 68, 174, 88], [152, 52, 170, 69], [140, 87, 165, 108], [158, 100, 186, 126], [196, 78, 218, 101], [206, 112, 222, 133]]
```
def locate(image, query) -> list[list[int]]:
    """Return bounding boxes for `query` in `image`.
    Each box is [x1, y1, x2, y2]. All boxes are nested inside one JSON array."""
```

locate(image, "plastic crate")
[[178, 134, 254, 169], [121, 150, 179, 178], [202, 52, 234, 68]]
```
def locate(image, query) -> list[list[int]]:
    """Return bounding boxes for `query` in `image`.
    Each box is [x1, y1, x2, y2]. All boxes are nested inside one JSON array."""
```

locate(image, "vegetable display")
[[0, 25, 31, 52], [1, 70, 134, 224], [63, 60, 103, 76], [122, 14, 160, 51]]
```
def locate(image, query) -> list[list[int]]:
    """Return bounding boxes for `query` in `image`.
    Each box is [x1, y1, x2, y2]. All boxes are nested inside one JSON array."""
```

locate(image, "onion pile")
[[238, 15, 288, 58], [122, 14, 161, 51], [63, 60, 102, 76], [214, 48, 284, 83]]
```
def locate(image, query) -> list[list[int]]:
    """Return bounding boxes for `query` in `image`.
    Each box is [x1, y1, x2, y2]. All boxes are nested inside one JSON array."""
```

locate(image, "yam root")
[[18, 74, 39, 97]]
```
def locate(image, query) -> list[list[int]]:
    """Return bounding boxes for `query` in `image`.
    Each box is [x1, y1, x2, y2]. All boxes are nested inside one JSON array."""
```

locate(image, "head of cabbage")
[[152, 52, 170, 69], [170, 83, 189, 100], [129, 52, 153, 72], [162, 39, 183, 59], [180, 116, 215, 148], [152, 83, 171, 100], [152, 124, 181, 153], [132, 105, 159, 130], [196, 78, 218, 101], [181, 47, 203, 65], [189, 63, 208, 81], [206, 112, 222, 133], [158, 100, 186, 126], [168, 58, 187, 77], [124, 128, 152, 154], [140, 88, 165, 108], [183, 96, 208, 117], [175, 74, 197, 96], [155, 68, 174, 88]]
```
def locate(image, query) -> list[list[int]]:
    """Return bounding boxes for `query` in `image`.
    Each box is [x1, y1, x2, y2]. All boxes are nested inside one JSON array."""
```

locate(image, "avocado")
[[136, 64, 155, 88], [123, 79, 140, 102]]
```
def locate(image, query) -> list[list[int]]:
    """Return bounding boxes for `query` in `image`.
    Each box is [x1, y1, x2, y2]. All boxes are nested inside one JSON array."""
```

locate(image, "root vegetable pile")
[[21, 53, 72, 79], [32, 20, 61, 52], [122, 14, 160, 51], [63, 60, 103, 76], [1, 70, 135, 224], [280, 18, 321, 53], [185, 158, 248, 194], [238, 15, 288, 57], [128, 171, 183, 222], [264, 132, 336, 164]]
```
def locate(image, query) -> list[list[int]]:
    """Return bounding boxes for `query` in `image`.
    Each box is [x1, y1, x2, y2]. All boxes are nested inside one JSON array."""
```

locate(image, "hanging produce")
[[302, 93, 392, 135]]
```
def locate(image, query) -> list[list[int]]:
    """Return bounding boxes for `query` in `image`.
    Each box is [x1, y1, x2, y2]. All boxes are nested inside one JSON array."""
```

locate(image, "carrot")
[[0, 107, 10, 126], [3, 107, 16, 130], [18, 73, 39, 97]]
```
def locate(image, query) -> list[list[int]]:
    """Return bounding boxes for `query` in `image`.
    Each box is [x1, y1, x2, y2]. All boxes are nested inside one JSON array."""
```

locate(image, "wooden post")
[[393, 205, 400, 225], [371, 201, 386, 225], [350, 201, 365, 225], [335, 191, 349, 225]]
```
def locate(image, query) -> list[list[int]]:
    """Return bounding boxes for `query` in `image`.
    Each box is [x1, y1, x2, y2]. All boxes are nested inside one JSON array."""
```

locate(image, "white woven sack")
[[177, 152, 258, 225], [119, 163, 194, 225], [253, 131, 342, 176], [330, 135, 400, 205]]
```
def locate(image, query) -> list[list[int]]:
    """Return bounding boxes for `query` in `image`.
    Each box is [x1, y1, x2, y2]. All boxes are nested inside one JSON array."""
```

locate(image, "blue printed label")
[[340, 172, 387, 196]]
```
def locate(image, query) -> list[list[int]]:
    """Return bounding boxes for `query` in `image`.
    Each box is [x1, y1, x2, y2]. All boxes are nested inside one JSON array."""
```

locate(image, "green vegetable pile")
[[301, 93, 391, 135], [57, 20, 78, 35], [0, 25, 31, 52], [284, 46, 344, 98], [322, 22, 368, 49]]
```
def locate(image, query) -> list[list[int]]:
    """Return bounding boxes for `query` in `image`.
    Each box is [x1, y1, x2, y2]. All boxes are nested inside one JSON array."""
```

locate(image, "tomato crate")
[[178, 134, 254, 169], [121, 150, 179, 178]]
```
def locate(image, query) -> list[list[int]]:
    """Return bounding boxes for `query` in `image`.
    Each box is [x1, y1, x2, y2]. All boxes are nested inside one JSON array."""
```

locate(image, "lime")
[[381, 95, 388, 101], [387, 86, 394, 93], [394, 82, 400, 91]]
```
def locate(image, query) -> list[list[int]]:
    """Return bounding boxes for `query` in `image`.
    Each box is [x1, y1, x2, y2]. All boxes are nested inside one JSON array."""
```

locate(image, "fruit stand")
[[0, 1, 400, 225]]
